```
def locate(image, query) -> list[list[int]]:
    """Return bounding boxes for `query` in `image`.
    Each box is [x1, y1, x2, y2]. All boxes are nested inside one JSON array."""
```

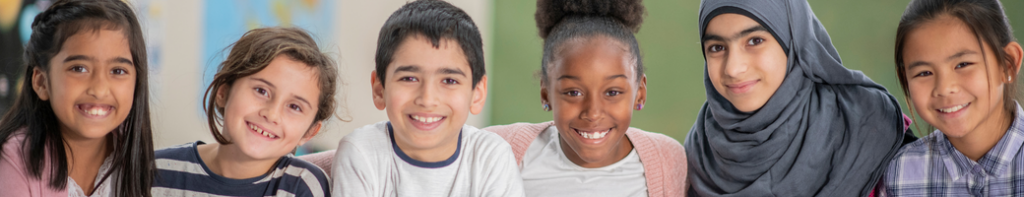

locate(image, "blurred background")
[[1, 0, 1022, 154]]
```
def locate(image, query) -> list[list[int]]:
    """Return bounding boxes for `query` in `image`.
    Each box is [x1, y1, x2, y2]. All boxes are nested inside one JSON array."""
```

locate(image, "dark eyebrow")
[[905, 61, 930, 70], [251, 77, 276, 89], [438, 68, 466, 76], [111, 57, 133, 65], [63, 55, 93, 63], [702, 25, 768, 43], [557, 75, 579, 81], [292, 95, 312, 108], [606, 74, 627, 80], [394, 65, 420, 74], [947, 50, 978, 61]]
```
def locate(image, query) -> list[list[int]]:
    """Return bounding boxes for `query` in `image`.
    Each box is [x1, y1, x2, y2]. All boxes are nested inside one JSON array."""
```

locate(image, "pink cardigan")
[[0, 131, 69, 197], [483, 121, 687, 197]]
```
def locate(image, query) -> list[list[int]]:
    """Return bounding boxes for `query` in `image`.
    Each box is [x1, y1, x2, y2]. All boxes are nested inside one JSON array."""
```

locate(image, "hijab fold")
[[684, 0, 906, 196]]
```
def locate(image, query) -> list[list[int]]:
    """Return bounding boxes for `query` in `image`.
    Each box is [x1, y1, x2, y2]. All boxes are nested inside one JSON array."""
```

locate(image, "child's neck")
[[62, 131, 112, 196], [196, 143, 278, 179], [394, 130, 459, 163], [948, 108, 1014, 161]]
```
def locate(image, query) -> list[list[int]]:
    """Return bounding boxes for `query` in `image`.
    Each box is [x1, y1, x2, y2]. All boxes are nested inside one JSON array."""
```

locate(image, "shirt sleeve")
[[478, 140, 526, 197], [331, 139, 378, 197], [1, 141, 48, 197]]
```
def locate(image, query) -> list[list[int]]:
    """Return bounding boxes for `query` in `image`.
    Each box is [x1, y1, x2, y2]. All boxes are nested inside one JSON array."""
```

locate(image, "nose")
[[85, 70, 111, 99], [932, 72, 960, 98], [722, 48, 749, 78], [259, 100, 282, 125], [414, 80, 440, 109], [579, 93, 604, 122]]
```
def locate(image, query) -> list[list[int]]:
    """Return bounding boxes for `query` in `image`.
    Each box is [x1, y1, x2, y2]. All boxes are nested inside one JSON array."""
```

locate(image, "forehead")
[[248, 56, 321, 102], [551, 36, 634, 79], [61, 29, 131, 55], [388, 35, 470, 74], [704, 13, 760, 37], [903, 15, 983, 61]]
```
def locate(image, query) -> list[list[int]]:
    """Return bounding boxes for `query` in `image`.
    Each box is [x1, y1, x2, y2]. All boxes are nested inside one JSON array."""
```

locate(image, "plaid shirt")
[[881, 105, 1024, 197]]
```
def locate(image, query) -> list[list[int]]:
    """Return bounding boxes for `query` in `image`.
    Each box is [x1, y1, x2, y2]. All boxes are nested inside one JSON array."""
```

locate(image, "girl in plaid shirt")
[[882, 0, 1024, 196]]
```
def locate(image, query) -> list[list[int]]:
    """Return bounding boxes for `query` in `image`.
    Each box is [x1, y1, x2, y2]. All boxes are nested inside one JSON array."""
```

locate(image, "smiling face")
[[902, 15, 1016, 138], [702, 13, 788, 112], [542, 35, 645, 168], [32, 29, 136, 141], [371, 34, 487, 162], [217, 55, 322, 161]]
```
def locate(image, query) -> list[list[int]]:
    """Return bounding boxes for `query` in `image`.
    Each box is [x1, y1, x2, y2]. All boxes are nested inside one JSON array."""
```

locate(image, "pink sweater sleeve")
[[0, 133, 68, 197]]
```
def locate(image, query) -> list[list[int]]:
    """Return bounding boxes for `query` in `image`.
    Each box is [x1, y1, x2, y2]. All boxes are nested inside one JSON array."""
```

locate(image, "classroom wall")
[[488, 0, 1024, 141]]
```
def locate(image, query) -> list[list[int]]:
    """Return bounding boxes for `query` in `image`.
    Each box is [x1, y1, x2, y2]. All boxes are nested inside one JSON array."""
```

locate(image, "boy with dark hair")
[[331, 0, 524, 196]]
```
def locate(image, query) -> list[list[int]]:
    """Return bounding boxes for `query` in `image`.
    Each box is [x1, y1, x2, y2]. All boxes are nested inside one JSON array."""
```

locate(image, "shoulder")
[[274, 156, 332, 196], [482, 122, 550, 140], [464, 125, 514, 151], [340, 121, 390, 144], [628, 128, 685, 156], [0, 129, 27, 159], [884, 131, 944, 184], [155, 141, 200, 162]]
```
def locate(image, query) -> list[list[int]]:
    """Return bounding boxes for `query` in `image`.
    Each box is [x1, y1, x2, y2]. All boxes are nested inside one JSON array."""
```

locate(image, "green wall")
[[490, 0, 1024, 141]]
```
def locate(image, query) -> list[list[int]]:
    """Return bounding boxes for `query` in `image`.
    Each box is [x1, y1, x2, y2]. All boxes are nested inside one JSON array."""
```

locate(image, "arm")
[[479, 140, 525, 197]]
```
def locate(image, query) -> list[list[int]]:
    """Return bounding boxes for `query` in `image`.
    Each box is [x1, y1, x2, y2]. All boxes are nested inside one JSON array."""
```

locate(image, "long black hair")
[[0, 0, 154, 196]]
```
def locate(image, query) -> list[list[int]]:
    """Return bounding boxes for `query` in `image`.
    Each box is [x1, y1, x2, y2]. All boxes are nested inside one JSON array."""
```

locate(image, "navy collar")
[[387, 122, 462, 168]]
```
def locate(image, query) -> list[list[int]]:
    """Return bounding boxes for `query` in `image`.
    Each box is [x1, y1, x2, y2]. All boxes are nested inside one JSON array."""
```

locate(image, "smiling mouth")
[[248, 122, 279, 139], [77, 104, 113, 117], [574, 128, 611, 140], [937, 103, 970, 113], [725, 80, 759, 93], [410, 115, 445, 123]]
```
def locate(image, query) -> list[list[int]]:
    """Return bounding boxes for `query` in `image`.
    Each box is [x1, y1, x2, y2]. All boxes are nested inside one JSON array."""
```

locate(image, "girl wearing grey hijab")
[[684, 0, 913, 196]]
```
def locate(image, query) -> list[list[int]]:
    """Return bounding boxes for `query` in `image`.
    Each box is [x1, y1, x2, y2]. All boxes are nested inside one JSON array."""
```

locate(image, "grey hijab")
[[684, 0, 907, 196]]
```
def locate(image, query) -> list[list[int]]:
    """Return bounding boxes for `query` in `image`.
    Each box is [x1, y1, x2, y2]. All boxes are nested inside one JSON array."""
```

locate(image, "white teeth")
[[580, 130, 610, 139], [85, 108, 109, 116], [411, 115, 443, 123], [939, 104, 967, 113], [249, 123, 277, 138]]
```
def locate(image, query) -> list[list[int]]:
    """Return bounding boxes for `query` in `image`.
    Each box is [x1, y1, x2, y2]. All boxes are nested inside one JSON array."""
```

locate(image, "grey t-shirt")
[[520, 126, 647, 197]]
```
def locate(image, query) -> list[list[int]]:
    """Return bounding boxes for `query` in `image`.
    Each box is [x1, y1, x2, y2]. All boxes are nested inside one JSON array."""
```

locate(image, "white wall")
[[151, 0, 493, 151]]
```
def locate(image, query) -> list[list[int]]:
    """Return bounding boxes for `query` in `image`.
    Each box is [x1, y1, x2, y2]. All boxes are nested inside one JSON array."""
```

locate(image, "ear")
[[469, 75, 488, 115], [1005, 42, 1023, 81], [540, 79, 550, 109], [371, 71, 386, 110], [635, 74, 648, 109], [215, 84, 231, 108], [31, 68, 50, 101], [298, 121, 323, 146]]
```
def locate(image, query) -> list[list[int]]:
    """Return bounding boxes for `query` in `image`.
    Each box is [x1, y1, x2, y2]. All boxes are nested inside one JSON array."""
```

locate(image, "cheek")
[[114, 78, 136, 113], [907, 82, 932, 114], [760, 54, 788, 86]]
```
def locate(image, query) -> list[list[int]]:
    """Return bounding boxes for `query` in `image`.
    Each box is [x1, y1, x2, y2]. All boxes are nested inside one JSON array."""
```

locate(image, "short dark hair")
[[374, 0, 485, 87]]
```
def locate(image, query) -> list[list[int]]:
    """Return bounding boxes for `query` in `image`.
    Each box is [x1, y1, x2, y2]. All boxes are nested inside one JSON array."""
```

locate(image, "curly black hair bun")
[[535, 0, 646, 38]]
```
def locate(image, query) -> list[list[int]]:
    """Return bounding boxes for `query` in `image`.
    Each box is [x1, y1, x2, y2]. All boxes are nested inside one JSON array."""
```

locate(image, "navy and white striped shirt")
[[152, 141, 330, 197]]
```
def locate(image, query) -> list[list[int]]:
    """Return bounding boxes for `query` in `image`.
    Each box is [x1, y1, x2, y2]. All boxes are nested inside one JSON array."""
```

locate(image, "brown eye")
[[748, 37, 764, 46], [564, 90, 582, 97], [69, 65, 88, 73], [707, 45, 725, 52]]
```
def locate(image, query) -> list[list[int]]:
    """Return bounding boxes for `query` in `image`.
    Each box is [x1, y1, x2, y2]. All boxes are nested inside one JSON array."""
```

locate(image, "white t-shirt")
[[332, 121, 525, 197], [520, 126, 647, 197]]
